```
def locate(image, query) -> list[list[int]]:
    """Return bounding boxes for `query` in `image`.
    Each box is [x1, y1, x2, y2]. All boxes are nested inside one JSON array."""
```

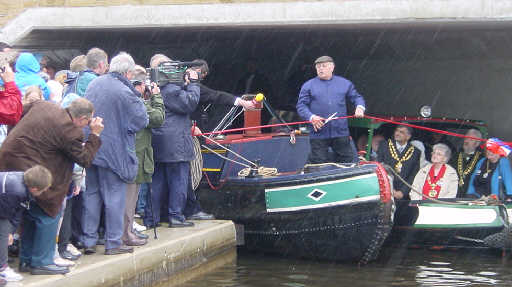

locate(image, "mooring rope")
[[238, 166, 279, 177]]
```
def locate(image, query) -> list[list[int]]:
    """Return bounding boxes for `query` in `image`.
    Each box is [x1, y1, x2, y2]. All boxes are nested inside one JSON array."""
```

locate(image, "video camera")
[[148, 60, 203, 87]]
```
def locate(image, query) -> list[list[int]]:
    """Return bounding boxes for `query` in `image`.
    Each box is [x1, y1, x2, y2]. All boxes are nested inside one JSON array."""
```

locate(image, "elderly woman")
[[410, 143, 458, 200], [467, 138, 512, 199]]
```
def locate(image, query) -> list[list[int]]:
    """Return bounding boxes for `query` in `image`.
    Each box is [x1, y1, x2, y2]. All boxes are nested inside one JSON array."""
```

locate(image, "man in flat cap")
[[296, 56, 366, 163]]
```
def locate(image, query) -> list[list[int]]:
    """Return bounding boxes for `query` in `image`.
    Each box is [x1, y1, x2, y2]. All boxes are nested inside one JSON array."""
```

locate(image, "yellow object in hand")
[[255, 93, 264, 102]]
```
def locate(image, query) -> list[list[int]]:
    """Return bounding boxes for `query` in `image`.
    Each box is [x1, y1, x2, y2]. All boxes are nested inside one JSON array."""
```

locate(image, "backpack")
[[62, 71, 83, 98]]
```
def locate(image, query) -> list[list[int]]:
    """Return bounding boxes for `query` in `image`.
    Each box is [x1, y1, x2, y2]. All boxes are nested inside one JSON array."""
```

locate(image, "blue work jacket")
[[296, 75, 365, 139]]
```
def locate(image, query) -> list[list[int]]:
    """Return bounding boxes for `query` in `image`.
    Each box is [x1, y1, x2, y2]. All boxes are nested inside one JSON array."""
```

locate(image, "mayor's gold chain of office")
[[457, 151, 480, 187], [388, 139, 414, 173]]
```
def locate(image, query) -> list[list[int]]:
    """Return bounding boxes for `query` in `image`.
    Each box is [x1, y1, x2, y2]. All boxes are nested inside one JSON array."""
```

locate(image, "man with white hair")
[[83, 52, 148, 255], [449, 128, 484, 197]]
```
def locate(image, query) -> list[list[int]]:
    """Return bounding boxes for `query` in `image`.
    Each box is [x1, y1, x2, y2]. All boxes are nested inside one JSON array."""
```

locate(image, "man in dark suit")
[[378, 125, 421, 226], [448, 129, 484, 198], [377, 125, 421, 200]]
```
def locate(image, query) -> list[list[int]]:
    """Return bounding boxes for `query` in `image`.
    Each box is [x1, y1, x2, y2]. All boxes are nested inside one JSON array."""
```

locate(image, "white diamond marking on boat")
[[308, 189, 326, 201]]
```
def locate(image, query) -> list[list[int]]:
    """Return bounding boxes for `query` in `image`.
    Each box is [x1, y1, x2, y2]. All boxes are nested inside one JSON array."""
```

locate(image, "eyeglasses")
[[131, 80, 143, 86]]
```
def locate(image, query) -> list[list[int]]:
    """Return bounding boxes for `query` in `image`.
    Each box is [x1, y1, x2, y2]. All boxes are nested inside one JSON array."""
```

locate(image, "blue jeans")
[[20, 204, 61, 267], [82, 165, 126, 250], [135, 183, 149, 215]]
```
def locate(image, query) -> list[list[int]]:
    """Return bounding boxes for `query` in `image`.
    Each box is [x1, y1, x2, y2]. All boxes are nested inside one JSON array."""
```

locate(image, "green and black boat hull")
[[198, 145, 394, 264]]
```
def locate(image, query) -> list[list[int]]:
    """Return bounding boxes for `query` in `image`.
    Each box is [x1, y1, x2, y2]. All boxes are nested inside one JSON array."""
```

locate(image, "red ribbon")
[[197, 114, 511, 146]]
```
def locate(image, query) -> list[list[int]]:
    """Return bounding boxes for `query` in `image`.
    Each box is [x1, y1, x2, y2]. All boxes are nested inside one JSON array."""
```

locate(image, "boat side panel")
[[220, 136, 310, 179], [264, 174, 380, 212]]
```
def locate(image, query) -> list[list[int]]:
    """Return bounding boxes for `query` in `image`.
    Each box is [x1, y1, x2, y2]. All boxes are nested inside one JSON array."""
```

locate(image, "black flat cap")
[[314, 55, 334, 64]]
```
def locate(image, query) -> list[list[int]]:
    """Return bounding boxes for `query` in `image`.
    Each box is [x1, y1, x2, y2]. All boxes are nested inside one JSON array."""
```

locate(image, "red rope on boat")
[[203, 171, 226, 191]]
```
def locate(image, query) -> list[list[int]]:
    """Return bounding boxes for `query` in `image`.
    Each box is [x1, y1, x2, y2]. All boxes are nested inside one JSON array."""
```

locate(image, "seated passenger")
[[410, 143, 458, 200], [410, 140, 430, 168], [467, 138, 512, 199], [369, 134, 384, 161]]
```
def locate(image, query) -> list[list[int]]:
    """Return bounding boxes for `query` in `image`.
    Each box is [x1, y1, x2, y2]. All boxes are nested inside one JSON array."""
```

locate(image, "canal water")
[[176, 247, 512, 286]]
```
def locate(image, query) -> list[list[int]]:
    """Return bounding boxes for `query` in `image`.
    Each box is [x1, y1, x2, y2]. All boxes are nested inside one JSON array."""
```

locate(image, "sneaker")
[[0, 266, 23, 281], [67, 243, 82, 257], [54, 256, 75, 267], [133, 221, 147, 232]]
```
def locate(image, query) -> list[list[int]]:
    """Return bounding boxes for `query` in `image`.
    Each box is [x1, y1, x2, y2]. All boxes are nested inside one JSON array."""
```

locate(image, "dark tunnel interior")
[[14, 22, 512, 138]]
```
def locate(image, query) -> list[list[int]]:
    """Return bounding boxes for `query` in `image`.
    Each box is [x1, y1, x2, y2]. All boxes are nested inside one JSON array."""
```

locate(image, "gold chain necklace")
[[456, 151, 480, 187], [388, 139, 414, 173]]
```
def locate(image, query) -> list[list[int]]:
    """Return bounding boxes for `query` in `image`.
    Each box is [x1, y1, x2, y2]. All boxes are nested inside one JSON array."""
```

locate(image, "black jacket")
[[377, 139, 421, 199], [0, 172, 30, 232], [192, 83, 237, 131]]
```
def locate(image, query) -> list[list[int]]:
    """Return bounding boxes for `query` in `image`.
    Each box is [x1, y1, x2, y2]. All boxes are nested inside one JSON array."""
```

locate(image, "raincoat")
[[85, 72, 148, 182], [152, 83, 200, 163], [14, 53, 51, 100]]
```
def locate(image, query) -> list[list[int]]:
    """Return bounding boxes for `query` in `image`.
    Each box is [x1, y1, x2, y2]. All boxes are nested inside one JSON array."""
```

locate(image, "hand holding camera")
[[184, 69, 199, 85], [0, 64, 15, 83], [89, 117, 104, 136], [150, 82, 160, 95]]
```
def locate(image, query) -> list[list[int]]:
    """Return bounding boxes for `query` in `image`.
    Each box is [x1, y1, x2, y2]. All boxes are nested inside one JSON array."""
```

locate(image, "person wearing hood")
[[14, 53, 52, 100]]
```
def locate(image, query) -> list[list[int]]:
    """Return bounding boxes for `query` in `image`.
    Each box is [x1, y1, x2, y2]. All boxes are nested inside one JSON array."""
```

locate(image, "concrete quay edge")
[[19, 220, 237, 287]]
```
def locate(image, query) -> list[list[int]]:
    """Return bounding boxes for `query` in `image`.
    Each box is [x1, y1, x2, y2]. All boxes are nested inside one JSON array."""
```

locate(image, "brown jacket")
[[0, 101, 101, 217]]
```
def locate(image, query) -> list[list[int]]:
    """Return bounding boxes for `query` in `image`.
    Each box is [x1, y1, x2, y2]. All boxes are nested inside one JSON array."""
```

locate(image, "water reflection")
[[176, 248, 512, 287]]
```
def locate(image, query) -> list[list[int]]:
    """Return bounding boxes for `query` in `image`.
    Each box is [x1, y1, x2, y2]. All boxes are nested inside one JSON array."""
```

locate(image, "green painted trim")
[[265, 174, 380, 212]]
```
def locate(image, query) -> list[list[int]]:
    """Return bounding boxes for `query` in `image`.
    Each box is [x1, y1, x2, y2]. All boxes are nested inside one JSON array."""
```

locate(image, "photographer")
[[122, 65, 164, 246], [0, 61, 22, 126], [147, 54, 200, 228]]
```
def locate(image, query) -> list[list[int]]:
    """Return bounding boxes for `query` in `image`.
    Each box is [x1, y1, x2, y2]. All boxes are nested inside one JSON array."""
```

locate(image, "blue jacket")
[[296, 75, 365, 139], [152, 83, 200, 163], [0, 172, 31, 232], [14, 53, 51, 100], [467, 157, 512, 199], [85, 73, 148, 182]]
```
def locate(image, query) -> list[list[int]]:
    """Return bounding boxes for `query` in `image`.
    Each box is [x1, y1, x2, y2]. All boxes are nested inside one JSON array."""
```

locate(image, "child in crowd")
[[0, 165, 52, 284]]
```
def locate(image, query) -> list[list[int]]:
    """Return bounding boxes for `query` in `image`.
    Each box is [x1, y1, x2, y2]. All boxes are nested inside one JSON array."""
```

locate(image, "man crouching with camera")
[[145, 54, 200, 228]]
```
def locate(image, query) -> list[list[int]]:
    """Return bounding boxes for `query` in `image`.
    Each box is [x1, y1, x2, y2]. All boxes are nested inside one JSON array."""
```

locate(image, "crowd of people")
[[0, 43, 511, 285], [0, 44, 259, 284]]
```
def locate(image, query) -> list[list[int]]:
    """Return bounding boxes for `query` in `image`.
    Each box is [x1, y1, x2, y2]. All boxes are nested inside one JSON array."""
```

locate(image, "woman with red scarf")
[[410, 143, 458, 200]]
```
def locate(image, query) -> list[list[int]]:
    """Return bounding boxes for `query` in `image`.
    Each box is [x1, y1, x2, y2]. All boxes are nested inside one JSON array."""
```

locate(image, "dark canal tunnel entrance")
[[14, 22, 512, 139]]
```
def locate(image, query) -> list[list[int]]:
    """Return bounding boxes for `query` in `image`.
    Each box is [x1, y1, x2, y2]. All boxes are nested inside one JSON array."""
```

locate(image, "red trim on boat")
[[362, 161, 392, 203]]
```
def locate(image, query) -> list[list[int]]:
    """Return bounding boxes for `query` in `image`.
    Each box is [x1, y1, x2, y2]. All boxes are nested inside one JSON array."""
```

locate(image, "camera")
[[147, 60, 203, 87]]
